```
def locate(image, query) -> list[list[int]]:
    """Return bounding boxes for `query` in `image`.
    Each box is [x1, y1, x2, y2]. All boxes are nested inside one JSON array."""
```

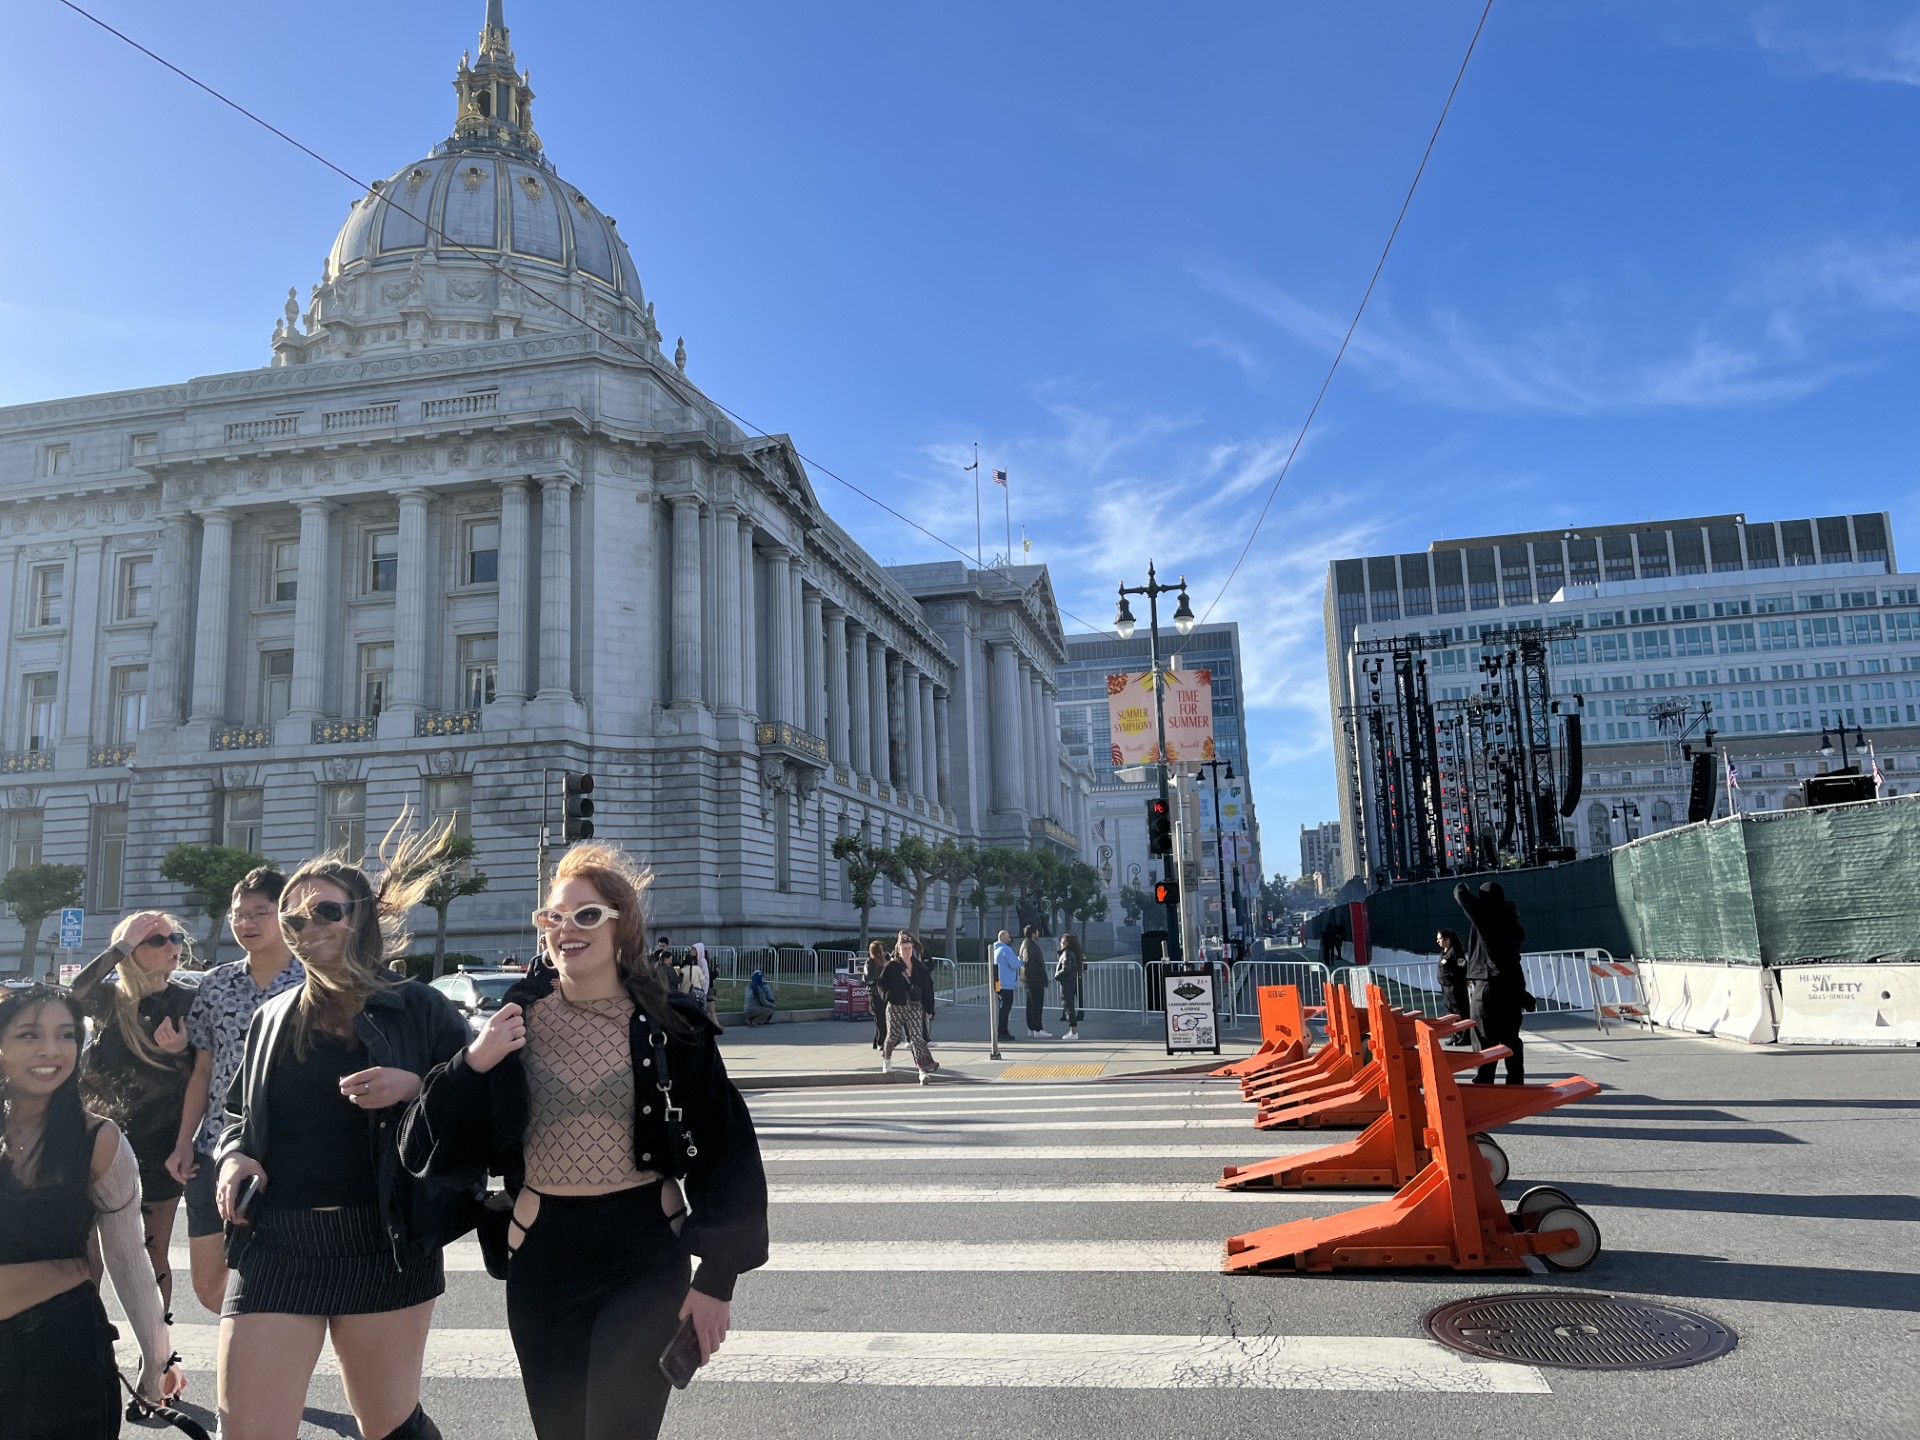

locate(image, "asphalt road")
[[133, 1018, 1919, 1439]]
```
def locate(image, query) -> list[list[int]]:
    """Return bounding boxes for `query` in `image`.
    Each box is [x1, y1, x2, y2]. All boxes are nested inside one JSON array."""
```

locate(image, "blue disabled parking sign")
[[58, 907, 85, 950]]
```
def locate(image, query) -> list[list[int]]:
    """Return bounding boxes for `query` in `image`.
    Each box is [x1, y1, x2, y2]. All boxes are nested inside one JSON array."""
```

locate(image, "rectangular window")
[[1716, 623, 1757, 654], [7, 810, 44, 871], [261, 651, 294, 724], [359, 643, 394, 719], [1802, 616, 1842, 648], [426, 776, 472, 838], [90, 804, 128, 912], [223, 788, 264, 854], [109, 665, 148, 746], [465, 520, 500, 585], [367, 531, 399, 594], [1759, 620, 1798, 651], [129, 433, 159, 461], [459, 633, 498, 709], [1844, 614, 1883, 645], [116, 555, 154, 621], [22, 673, 57, 751], [269, 539, 300, 604], [43, 444, 70, 477], [773, 788, 792, 893], [322, 783, 367, 858], [28, 565, 64, 628]]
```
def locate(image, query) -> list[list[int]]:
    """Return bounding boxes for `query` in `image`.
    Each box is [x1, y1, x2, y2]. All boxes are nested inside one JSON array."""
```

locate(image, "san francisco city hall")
[[0, 6, 1089, 962]]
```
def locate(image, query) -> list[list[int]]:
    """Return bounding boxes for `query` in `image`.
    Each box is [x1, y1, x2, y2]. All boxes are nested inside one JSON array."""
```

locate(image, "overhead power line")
[[1199, 0, 1497, 624]]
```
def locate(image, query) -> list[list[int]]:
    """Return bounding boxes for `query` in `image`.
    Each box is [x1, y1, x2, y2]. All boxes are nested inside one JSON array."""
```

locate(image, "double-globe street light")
[[1114, 560, 1195, 962]]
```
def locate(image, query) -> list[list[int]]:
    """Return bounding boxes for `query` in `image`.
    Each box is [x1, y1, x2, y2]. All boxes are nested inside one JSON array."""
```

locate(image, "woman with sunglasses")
[[69, 910, 198, 1317], [214, 832, 473, 1440], [402, 843, 768, 1440], [1, 983, 184, 1436]]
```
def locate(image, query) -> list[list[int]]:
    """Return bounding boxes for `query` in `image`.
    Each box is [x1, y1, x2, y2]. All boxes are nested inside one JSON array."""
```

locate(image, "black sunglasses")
[[139, 931, 188, 949], [280, 900, 361, 933]]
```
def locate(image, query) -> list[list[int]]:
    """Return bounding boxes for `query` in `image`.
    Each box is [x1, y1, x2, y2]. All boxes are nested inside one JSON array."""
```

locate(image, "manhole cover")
[[1425, 1292, 1736, 1371]]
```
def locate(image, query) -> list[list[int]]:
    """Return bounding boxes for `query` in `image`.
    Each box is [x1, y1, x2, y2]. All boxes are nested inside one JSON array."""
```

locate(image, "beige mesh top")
[[523, 989, 660, 1190]]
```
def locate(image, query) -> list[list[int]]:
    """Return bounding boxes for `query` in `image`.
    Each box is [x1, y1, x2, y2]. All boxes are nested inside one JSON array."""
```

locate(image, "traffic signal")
[[1145, 797, 1173, 856], [1153, 877, 1179, 908], [562, 772, 596, 843]]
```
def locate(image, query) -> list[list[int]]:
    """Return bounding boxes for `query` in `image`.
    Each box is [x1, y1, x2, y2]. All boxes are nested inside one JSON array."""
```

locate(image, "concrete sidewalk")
[[717, 1007, 1255, 1086]]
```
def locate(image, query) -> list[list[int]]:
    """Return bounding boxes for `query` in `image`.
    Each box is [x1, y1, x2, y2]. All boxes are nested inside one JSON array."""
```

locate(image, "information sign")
[[1163, 966, 1219, 1055]]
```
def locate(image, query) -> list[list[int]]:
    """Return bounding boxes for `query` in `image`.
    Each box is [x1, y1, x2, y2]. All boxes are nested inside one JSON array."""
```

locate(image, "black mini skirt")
[[223, 1204, 445, 1318]]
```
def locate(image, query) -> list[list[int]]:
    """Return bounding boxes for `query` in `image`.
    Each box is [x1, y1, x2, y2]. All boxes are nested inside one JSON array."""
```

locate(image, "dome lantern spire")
[[452, 0, 541, 159]]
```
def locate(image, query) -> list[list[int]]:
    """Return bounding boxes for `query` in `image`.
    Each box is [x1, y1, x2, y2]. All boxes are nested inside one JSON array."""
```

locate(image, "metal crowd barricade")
[[1227, 960, 1332, 1024], [703, 945, 739, 981], [1329, 950, 1606, 1026]]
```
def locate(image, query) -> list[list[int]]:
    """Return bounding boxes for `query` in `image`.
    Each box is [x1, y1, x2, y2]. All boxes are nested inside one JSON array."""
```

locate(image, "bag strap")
[[646, 1020, 700, 1175]]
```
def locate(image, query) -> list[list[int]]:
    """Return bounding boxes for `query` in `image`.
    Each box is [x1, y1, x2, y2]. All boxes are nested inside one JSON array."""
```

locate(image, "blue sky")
[[8, 1, 1920, 872]]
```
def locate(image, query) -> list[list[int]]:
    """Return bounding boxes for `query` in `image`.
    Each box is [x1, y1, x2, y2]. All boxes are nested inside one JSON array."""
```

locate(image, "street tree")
[[930, 839, 980, 962], [831, 835, 904, 948], [1061, 860, 1107, 946], [1119, 880, 1166, 931], [892, 834, 940, 939], [399, 831, 491, 977], [0, 863, 86, 979], [160, 843, 272, 967]]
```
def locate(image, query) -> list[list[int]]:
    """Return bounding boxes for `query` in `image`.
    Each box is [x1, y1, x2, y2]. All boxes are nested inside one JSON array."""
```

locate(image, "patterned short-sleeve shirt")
[[185, 956, 305, 1154]]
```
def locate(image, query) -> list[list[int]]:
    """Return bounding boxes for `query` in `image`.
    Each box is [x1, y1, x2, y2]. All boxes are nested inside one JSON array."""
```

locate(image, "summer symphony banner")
[[1107, 668, 1216, 766]]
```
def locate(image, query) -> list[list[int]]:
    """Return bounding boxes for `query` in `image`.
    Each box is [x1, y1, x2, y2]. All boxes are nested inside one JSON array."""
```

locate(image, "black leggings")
[[1472, 983, 1526, 1084], [0, 1282, 120, 1440], [506, 1184, 692, 1440]]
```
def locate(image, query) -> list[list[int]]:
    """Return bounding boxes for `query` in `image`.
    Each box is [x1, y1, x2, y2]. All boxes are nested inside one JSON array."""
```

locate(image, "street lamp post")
[[1114, 560, 1196, 963], [1819, 723, 1868, 771], [1198, 757, 1236, 961]]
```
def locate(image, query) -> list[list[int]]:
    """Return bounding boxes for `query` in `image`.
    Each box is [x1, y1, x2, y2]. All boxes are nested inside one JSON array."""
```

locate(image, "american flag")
[[1726, 759, 1739, 791], [992, 469, 1007, 487]]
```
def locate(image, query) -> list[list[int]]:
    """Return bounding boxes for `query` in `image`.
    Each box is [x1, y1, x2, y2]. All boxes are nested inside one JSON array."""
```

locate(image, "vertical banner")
[[1106, 669, 1216, 765], [1347, 900, 1370, 966]]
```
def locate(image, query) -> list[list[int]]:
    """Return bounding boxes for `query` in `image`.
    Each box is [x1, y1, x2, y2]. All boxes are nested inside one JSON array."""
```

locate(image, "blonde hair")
[[106, 913, 193, 1074], [283, 814, 450, 1055], [546, 843, 686, 1034]]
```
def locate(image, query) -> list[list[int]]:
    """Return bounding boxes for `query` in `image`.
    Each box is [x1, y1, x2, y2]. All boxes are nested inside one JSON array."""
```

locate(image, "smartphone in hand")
[[657, 1315, 702, 1389], [235, 1175, 263, 1222]]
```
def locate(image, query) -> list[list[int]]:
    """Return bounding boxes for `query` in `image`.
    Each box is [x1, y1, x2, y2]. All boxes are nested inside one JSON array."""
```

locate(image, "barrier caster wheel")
[[1514, 1186, 1576, 1229], [1534, 1205, 1602, 1271], [1471, 1133, 1509, 1187]]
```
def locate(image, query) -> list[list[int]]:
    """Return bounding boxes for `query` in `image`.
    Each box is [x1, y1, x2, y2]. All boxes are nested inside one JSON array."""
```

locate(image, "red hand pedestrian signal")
[[1154, 877, 1179, 907]]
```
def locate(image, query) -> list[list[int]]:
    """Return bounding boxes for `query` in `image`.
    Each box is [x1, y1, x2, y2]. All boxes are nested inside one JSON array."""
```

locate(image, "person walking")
[[1319, 913, 1344, 968], [1055, 932, 1087, 1041], [877, 932, 938, 1083], [1, 984, 185, 1437], [402, 842, 769, 1440], [1019, 926, 1052, 1040], [1452, 880, 1529, 1084], [1435, 928, 1472, 1047], [168, 867, 305, 1317], [214, 833, 473, 1440], [863, 941, 890, 1051], [991, 931, 1020, 1041], [69, 910, 199, 1320]]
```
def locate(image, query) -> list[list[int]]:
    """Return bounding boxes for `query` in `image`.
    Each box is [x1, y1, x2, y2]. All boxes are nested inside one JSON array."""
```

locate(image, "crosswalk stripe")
[[754, 1117, 1252, 1135], [139, 1325, 1549, 1393], [768, 1182, 1370, 1205], [743, 1083, 1237, 1108], [749, 1099, 1249, 1120], [762, 1242, 1218, 1270], [761, 1143, 1306, 1162]]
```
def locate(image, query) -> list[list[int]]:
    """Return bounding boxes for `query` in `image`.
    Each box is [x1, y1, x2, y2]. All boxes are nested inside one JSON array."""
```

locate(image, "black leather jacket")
[[399, 971, 769, 1301], [216, 979, 477, 1271]]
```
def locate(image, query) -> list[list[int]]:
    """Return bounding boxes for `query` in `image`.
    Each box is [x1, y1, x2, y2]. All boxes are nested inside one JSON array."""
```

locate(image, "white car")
[[430, 970, 524, 1035]]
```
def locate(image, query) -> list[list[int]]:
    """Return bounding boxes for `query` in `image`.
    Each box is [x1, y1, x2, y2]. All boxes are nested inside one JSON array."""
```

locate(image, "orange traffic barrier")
[[1239, 987, 1369, 1104], [1222, 1018, 1603, 1273], [1212, 985, 1309, 1079], [1252, 989, 1482, 1130]]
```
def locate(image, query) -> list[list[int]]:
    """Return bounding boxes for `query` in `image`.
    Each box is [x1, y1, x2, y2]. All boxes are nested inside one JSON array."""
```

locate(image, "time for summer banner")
[[1107, 668, 1216, 766]]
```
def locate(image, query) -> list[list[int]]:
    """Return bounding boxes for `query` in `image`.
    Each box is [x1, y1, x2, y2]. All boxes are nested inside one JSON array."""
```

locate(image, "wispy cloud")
[[1195, 270, 1843, 415], [1751, 9, 1920, 87]]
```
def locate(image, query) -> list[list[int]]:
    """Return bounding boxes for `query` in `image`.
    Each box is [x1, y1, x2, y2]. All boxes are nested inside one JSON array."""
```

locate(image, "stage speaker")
[[1559, 715, 1584, 817], [1687, 751, 1718, 824], [1804, 773, 1877, 809]]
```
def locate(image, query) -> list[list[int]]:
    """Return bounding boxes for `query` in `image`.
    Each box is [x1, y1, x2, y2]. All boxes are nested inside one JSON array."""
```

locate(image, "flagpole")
[[1003, 471, 1012, 563], [968, 443, 982, 569]]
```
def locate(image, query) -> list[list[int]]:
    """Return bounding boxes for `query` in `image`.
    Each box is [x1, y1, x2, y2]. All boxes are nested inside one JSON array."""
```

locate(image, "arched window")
[[1586, 801, 1611, 854], [1651, 798, 1674, 831]]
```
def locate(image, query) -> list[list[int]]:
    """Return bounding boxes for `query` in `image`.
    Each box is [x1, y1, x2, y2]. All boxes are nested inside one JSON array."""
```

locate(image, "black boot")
[[377, 1404, 443, 1440]]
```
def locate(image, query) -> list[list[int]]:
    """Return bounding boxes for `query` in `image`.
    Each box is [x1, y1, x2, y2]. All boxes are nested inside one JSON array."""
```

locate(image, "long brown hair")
[[283, 816, 449, 1055], [546, 843, 688, 1035]]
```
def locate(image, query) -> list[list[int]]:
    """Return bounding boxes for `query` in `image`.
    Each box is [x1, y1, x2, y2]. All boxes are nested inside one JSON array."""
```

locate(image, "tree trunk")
[[857, 901, 872, 948], [907, 881, 929, 940], [943, 892, 962, 965], [202, 914, 223, 970], [433, 905, 450, 977], [20, 918, 45, 980]]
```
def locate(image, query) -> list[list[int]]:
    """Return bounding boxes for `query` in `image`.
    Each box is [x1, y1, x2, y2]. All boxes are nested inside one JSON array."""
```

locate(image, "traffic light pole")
[[1116, 560, 1193, 965]]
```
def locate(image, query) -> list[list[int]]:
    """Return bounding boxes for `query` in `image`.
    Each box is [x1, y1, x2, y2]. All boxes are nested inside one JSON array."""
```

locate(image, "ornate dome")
[[271, 2, 659, 365]]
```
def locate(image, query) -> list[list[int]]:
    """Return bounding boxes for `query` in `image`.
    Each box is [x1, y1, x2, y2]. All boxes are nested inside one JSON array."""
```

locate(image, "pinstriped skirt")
[[222, 1205, 445, 1318]]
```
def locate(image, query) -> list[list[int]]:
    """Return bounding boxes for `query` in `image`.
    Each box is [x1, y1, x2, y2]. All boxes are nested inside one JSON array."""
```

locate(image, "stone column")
[[188, 511, 234, 722], [868, 637, 891, 783], [536, 475, 576, 700], [790, 564, 806, 725], [903, 668, 924, 797], [287, 500, 333, 720], [887, 655, 906, 786], [804, 590, 827, 739], [495, 479, 531, 705], [1042, 683, 1061, 818], [1028, 670, 1049, 817], [921, 681, 939, 810], [933, 688, 952, 807], [825, 607, 850, 765], [389, 488, 432, 717], [714, 504, 742, 711], [847, 620, 872, 772], [990, 642, 1024, 812], [764, 547, 795, 725], [738, 522, 758, 718], [670, 496, 703, 707], [148, 514, 195, 728]]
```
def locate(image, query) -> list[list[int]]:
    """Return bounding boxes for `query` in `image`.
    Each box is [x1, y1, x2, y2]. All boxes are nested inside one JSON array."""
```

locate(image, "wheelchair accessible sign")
[[59, 907, 85, 950], [1163, 967, 1219, 1056]]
